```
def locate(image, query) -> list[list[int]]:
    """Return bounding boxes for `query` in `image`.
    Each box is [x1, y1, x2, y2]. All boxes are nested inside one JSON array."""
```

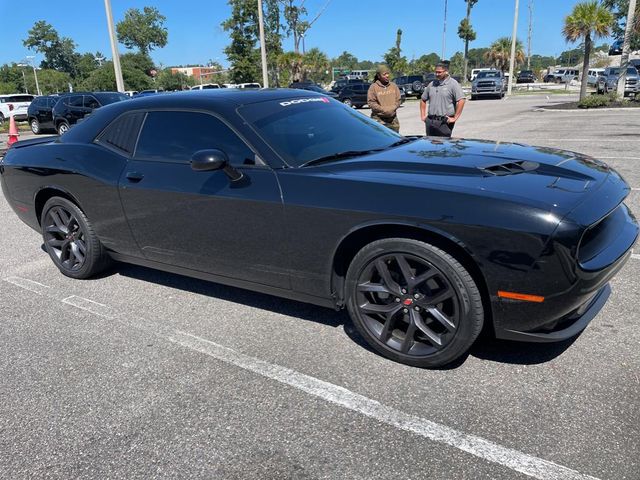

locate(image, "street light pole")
[[26, 56, 41, 96], [442, 0, 448, 60], [507, 0, 520, 95], [617, 0, 637, 98], [257, 0, 269, 88], [104, 0, 125, 92]]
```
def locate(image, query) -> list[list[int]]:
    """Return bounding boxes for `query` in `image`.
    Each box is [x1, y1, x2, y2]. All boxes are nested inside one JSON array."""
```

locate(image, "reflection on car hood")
[[321, 138, 616, 217]]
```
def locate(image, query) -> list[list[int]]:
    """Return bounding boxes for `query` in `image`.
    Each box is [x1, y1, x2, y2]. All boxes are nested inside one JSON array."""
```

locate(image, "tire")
[[342, 98, 353, 108], [41, 197, 111, 279], [345, 238, 484, 368], [0, 113, 4, 126], [30, 118, 40, 135], [57, 121, 70, 135]]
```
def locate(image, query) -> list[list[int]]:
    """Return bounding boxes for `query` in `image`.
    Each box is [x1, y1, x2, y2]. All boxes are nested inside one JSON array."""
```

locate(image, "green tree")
[[301, 47, 329, 81], [222, 0, 261, 83], [36, 69, 72, 94], [563, 0, 613, 100], [467, 47, 490, 68], [602, 0, 639, 50], [156, 69, 192, 91], [458, 0, 479, 81], [121, 52, 156, 75], [23, 21, 80, 77], [448, 52, 465, 76], [383, 29, 408, 75], [264, 0, 284, 85], [277, 51, 303, 84], [484, 37, 525, 72], [281, 0, 331, 54], [76, 52, 102, 81], [557, 46, 584, 65], [409, 55, 435, 74], [116, 6, 168, 55], [333, 51, 359, 71], [79, 62, 153, 91]]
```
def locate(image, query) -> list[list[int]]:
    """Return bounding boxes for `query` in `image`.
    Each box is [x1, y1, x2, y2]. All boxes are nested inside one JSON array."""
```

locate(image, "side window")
[[68, 95, 83, 107], [48, 98, 58, 107], [84, 96, 100, 109], [135, 111, 255, 166], [96, 112, 146, 155]]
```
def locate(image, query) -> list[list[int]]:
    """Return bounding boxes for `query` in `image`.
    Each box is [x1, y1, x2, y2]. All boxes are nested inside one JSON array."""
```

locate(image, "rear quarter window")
[[96, 112, 146, 155]]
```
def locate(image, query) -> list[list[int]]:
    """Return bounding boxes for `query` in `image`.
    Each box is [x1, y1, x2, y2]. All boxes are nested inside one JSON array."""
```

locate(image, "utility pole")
[[617, 0, 636, 98], [257, 0, 269, 88], [507, 0, 520, 95], [442, 0, 448, 61], [527, 0, 533, 70], [104, 0, 125, 92]]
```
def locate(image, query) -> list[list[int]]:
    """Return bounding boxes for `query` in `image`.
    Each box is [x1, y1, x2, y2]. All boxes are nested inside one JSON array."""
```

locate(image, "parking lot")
[[1, 94, 639, 479]]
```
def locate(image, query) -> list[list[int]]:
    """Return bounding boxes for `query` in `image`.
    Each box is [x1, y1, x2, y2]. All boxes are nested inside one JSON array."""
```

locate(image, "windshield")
[[306, 85, 328, 93], [608, 67, 638, 75], [95, 92, 129, 105], [239, 97, 402, 167], [477, 71, 499, 79]]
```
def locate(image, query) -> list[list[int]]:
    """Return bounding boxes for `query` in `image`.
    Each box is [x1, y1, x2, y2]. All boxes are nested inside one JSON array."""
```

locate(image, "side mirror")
[[190, 149, 244, 182]]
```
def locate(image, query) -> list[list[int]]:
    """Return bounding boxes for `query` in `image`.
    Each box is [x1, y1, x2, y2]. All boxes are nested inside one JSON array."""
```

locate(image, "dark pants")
[[426, 118, 455, 137], [371, 114, 400, 133]]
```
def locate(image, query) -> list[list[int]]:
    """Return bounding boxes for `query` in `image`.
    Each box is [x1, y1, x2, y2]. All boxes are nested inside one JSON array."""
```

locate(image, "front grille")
[[477, 81, 495, 87]]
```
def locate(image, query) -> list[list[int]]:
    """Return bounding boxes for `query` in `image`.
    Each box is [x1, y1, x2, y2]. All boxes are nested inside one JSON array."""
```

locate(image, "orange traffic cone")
[[7, 114, 20, 147]]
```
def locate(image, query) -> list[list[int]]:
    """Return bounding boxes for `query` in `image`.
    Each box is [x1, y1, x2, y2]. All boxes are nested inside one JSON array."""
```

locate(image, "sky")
[[0, 0, 615, 68]]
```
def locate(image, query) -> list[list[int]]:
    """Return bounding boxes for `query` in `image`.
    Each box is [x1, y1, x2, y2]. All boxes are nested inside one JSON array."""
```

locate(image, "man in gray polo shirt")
[[420, 63, 466, 137]]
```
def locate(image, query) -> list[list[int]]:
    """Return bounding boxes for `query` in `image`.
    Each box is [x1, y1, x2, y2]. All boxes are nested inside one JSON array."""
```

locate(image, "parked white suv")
[[0, 94, 35, 125], [190, 83, 222, 90]]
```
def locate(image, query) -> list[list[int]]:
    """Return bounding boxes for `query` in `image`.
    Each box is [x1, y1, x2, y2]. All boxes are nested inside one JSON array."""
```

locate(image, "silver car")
[[596, 67, 639, 96], [471, 70, 506, 100]]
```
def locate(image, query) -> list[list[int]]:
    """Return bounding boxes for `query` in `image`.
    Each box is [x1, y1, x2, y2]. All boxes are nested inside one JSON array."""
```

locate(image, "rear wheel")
[[57, 121, 70, 135], [342, 98, 353, 108], [30, 118, 40, 134], [345, 238, 483, 368], [41, 197, 110, 279]]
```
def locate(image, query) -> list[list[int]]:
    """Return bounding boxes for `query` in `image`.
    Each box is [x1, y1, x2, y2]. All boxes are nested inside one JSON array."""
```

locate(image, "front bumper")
[[495, 283, 610, 342]]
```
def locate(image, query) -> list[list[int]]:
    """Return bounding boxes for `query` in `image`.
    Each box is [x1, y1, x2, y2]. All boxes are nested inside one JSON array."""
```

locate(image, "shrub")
[[578, 94, 611, 108]]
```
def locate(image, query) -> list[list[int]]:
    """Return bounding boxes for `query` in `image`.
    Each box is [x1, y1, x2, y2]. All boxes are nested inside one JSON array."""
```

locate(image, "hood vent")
[[480, 160, 539, 176]]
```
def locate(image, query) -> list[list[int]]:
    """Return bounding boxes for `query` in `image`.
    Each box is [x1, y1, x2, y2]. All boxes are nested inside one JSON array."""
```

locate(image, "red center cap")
[[403, 298, 413, 306]]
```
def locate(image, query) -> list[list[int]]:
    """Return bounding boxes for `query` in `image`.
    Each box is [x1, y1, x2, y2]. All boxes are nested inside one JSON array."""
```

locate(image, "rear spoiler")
[[9, 136, 59, 150]]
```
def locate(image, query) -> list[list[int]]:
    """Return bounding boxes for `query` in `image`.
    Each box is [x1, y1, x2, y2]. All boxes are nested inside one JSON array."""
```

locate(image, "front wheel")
[[41, 197, 110, 279], [342, 98, 353, 108], [345, 238, 484, 368]]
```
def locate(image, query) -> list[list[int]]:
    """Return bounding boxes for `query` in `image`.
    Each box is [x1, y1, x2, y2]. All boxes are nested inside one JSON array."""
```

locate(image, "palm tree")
[[484, 37, 525, 72], [458, 0, 479, 82], [563, 1, 613, 100], [301, 47, 329, 81]]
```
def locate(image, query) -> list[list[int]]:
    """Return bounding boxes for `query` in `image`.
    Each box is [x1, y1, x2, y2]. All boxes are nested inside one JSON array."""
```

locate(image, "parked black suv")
[[52, 92, 129, 134], [516, 70, 537, 83], [330, 78, 366, 93], [336, 83, 370, 108], [27, 95, 60, 134], [392, 75, 428, 98]]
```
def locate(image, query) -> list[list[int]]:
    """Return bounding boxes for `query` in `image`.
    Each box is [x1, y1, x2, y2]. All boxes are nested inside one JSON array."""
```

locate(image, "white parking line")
[[170, 330, 599, 480], [61, 295, 115, 318], [4, 276, 51, 295], [0, 276, 603, 480], [632, 254, 640, 260]]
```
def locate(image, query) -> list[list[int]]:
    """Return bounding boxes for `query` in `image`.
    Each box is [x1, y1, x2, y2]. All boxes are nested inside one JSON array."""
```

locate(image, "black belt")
[[427, 115, 449, 120]]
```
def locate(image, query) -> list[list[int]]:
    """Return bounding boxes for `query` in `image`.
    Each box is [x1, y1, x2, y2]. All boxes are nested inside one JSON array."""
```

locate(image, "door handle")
[[125, 171, 144, 182]]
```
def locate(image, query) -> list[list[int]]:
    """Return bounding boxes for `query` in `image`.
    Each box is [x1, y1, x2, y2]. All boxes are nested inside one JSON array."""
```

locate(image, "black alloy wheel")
[[41, 197, 110, 279], [346, 238, 483, 368]]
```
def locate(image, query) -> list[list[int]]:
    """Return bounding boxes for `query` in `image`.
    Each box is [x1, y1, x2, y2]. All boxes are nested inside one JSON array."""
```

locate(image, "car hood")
[[321, 138, 616, 219]]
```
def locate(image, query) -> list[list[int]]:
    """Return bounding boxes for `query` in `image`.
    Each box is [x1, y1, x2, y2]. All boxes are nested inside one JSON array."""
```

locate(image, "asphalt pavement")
[[1, 94, 639, 479]]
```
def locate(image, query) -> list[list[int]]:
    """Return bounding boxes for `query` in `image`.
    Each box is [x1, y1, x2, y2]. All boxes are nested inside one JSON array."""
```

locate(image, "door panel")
[[119, 162, 289, 288]]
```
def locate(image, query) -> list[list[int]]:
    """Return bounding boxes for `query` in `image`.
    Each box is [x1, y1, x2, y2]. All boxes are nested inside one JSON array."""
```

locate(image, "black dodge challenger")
[[1, 89, 637, 368]]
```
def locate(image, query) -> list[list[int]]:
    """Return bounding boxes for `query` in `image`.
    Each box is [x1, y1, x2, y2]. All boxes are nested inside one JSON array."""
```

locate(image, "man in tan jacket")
[[367, 64, 402, 132]]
